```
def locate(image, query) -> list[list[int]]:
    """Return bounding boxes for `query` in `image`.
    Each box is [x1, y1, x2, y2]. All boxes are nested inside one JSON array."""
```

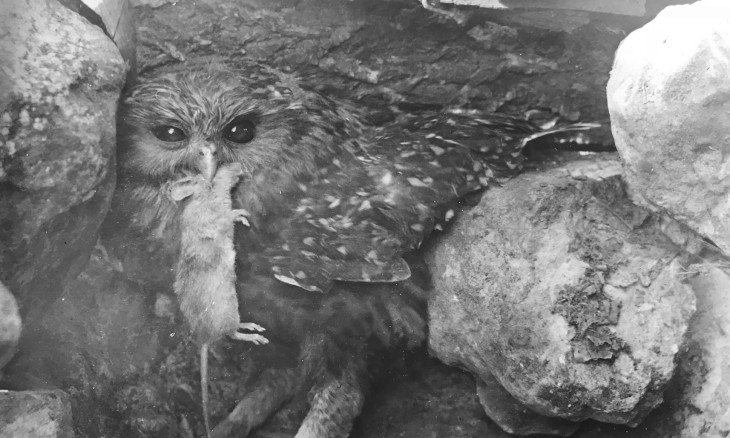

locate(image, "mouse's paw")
[[231, 209, 250, 226], [230, 322, 268, 344], [230, 332, 269, 345]]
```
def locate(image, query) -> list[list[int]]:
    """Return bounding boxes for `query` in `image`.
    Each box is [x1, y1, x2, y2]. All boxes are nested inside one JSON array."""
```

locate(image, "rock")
[[671, 266, 730, 437], [0, 0, 126, 323], [0, 282, 22, 375], [426, 153, 696, 432], [574, 264, 730, 438], [476, 370, 581, 436], [607, 0, 730, 256], [2, 245, 178, 433], [0, 390, 74, 438]]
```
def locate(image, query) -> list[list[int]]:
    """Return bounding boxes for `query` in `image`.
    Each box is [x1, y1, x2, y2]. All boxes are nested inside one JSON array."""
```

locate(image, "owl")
[[105, 57, 596, 437]]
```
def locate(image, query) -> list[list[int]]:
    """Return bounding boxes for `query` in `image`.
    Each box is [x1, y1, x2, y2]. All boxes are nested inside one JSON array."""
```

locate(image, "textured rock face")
[[607, 0, 730, 256], [2, 246, 179, 435], [426, 154, 696, 431], [674, 267, 730, 437], [0, 282, 21, 376], [0, 0, 126, 321], [475, 370, 581, 436], [0, 390, 74, 438]]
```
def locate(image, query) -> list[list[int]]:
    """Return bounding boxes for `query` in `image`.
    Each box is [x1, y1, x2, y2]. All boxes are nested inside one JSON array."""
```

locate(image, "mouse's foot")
[[230, 322, 268, 344], [231, 209, 250, 226], [238, 322, 265, 332], [230, 332, 269, 344]]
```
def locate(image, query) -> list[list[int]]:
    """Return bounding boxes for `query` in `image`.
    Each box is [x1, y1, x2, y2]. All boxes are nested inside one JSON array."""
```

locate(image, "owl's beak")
[[197, 144, 217, 182]]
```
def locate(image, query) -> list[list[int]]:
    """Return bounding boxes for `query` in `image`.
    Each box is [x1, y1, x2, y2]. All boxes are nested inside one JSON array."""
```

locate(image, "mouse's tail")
[[201, 344, 212, 438]]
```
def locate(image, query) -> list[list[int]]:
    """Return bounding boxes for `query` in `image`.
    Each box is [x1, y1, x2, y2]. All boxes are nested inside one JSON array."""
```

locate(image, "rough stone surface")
[[0, 390, 74, 438], [607, 0, 730, 256], [0, 0, 125, 322], [0, 282, 22, 376], [476, 370, 581, 436], [426, 154, 696, 429], [670, 266, 730, 437], [572, 263, 730, 438], [1, 246, 179, 435]]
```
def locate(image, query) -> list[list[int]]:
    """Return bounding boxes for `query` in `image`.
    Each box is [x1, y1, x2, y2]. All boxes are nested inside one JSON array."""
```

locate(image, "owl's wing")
[[251, 112, 549, 293]]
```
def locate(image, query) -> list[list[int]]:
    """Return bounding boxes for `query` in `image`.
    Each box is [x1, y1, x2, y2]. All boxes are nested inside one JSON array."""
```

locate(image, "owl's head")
[[118, 62, 320, 183]]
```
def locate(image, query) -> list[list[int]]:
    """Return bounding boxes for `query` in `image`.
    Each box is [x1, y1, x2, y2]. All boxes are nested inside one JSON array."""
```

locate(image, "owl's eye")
[[152, 125, 187, 142], [223, 117, 255, 144]]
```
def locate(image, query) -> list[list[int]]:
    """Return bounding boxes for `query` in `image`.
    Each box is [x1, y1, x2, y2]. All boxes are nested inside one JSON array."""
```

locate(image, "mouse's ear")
[[168, 178, 198, 201]]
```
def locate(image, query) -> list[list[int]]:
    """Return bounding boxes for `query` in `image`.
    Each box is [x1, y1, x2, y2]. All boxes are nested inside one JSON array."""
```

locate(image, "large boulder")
[[607, 0, 730, 256], [426, 154, 696, 433], [0, 0, 126, 323]]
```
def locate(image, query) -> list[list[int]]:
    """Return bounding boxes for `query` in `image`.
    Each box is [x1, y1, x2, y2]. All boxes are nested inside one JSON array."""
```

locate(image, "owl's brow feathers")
[[124, 72, 277, 136]]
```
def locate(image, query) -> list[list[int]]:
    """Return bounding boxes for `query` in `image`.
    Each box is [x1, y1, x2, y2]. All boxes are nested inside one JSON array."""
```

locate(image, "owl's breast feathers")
[[245, 110, 597, 293]]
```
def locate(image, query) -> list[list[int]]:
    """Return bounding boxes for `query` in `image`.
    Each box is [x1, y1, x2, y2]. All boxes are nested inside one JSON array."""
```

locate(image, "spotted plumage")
[[104, 57, 596, 437]]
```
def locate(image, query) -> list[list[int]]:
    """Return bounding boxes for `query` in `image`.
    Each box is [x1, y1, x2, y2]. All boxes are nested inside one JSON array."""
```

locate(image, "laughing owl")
[[105, 57, 595, 437]]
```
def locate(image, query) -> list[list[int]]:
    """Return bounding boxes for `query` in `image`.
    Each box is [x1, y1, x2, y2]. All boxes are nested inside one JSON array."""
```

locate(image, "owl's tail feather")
[[522, 122, 602, 144]]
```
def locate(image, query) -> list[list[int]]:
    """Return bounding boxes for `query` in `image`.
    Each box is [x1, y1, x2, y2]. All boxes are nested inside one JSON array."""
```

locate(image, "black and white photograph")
[[0, 0, 728, 437]]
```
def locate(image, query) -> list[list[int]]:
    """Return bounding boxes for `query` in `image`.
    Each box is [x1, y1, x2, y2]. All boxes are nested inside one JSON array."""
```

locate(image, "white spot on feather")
[[358, 200, 372, 211], [411, 223, 425, 232], [274, 274, 302, 287], [407, 177, 429, 187], [429, 145, 446, 156]]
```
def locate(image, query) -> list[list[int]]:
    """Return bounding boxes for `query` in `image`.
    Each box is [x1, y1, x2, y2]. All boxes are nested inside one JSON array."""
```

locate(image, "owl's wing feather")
[[254, 112, 562, 293]]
